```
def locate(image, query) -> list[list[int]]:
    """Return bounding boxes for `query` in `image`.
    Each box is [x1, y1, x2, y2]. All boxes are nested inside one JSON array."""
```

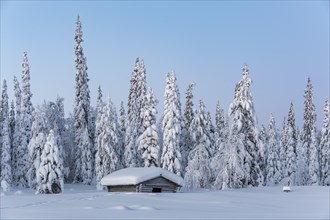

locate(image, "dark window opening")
[[152, 188, 162, 193]]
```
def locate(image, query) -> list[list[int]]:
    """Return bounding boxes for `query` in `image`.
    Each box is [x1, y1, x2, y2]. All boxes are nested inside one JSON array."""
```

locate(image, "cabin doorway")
[[152, 188, 162, 193]]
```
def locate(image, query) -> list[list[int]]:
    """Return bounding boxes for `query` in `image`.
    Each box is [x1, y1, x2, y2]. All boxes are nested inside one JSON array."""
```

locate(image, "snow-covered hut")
[[101, 167, 184, 193]]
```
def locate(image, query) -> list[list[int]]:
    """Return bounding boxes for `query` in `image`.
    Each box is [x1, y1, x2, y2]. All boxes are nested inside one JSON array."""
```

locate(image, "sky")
[[1, 1, 329, 128]]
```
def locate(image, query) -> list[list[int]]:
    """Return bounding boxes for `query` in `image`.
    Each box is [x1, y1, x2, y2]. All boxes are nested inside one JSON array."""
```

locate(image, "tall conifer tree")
[[124, 58, 147, 167], [228, 65, 263, 187], [302, 77, 319, 185], [17, 52, 33, 187], [284, 102, 297, 186], [138, 87, 160, 167], [27, 107, 48, 189], [181, 82, 195, 172], [1, 80, 12, 191], [265, 114, 281, 185], [184, 100, 212, 189], [320, 99, 330, 186], [73, 16, 93, 184], [161, 71, 182, 176]]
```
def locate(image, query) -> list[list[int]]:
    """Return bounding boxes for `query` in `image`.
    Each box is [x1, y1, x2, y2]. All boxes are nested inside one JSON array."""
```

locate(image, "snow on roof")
[[101, 167, 184, 186]]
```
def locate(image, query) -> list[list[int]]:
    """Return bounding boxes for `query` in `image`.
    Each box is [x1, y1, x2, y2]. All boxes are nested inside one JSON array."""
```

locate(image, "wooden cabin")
[[101, 167, 184, 193]]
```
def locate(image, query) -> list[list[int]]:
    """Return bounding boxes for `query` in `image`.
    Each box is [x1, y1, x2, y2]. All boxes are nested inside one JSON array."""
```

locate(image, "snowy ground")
[[1, 184, 329, 219]]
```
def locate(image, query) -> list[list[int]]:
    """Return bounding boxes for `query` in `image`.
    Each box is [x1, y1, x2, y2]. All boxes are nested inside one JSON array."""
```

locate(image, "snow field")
[[1, 184, 329, 219]]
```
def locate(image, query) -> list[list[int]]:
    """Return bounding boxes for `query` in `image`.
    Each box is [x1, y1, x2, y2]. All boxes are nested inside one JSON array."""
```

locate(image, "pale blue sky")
[[1, 1, 329, 128]]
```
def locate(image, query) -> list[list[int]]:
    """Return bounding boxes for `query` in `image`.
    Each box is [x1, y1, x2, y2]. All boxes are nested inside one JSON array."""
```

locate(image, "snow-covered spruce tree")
[[265, 114, 281, 186], [73, 16, 93, 184], [124, 58, 147, 167], [320, 99, 330, 186], [215, 101, 227, 141], [95, 97, 119, 190], [9, 101, 15, 169], [295, 129, 307, 185], [302, 77, 316, 163], [278, 117, 287, 181], [36, 130, 64, 194], [161, 71, 182, 176], [258, 124, 267, 183], [228, 65, 263, 187], [94, 87, 104, 190], [297, 77, 313, 185], [308, 126, 320, 185], [211, 132, 245, 190], [1, 80, 12, 191], [35, 98, 69, 182], [12, 76, 22, 185], [43, 99, 66, 160], [181, 82, 195, 172], [206, 111, 216, 154], [62, 114, 75, 183], [157, 115, 164, 163], [27, 107, 48, 189], [302, 77, 320, 185], [17, 52, 33, 188], [284, 102, 297, 186], [118, 101, 126, 167], [184, 100, 213, 190], [138, 87, 160, 167]]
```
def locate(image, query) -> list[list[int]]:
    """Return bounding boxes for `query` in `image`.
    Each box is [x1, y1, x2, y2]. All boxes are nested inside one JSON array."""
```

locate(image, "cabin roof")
[[100, 167, 184, 186]]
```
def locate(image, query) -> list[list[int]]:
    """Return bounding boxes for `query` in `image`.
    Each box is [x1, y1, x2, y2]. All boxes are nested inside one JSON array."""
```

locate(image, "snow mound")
[[101, 167, 184, 186], [14, 190, 23, 195], [110, 205, 156, 211], [111, 205, 130, 210]]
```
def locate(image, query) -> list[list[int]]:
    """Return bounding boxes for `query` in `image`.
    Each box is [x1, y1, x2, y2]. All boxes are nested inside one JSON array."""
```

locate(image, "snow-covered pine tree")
[[265, 114, 281, 186], [138, 87, 160, 167], [184, 100, 212, 190], [320, 99, 329, 186], [95, 97, 119, 189], [1, 80, 12, 191], [27, 107, 48, 189], [181, 82, 195, 172], [73, 16, 93, 184], [12, 76, 22, 185], [228, 65, 263, 187], [284, 102, 297, 186], [124, 58, 147, 167], [161, 71, 182, 176], [17, 52, 33, 188], [36, 130, 64, 194]]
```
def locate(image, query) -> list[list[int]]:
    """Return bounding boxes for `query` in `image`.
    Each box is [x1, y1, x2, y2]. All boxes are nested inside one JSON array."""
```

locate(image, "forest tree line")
[[0, 16, 329, 194]]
